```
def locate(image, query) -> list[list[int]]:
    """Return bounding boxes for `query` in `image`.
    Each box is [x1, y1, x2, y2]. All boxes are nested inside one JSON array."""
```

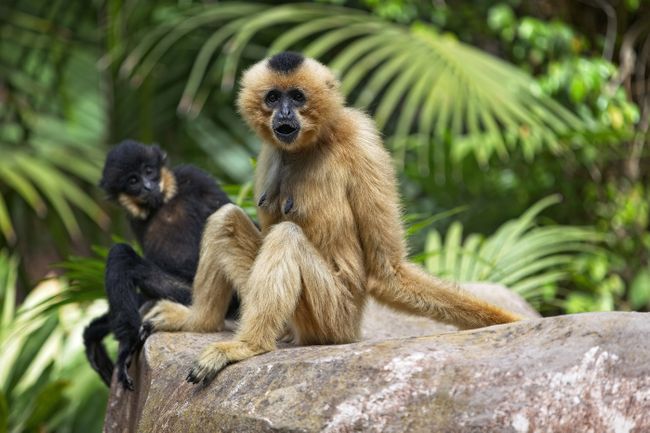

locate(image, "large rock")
[[104, 293, 649, 433]]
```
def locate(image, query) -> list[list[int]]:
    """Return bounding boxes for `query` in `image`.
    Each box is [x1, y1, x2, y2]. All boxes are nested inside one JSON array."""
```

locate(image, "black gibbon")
[[83, 140, 238, 390], [142, 52, 521, 385]]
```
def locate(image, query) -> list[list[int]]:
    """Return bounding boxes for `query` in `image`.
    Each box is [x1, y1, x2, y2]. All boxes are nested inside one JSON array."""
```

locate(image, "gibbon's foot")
[[186, 344, 230, 385], [279, 327, 296, 344], [117, 362, 135, 391], [186, 341, 266, 385], [138, 321, 153, 343], [140, 300, 190, 340]]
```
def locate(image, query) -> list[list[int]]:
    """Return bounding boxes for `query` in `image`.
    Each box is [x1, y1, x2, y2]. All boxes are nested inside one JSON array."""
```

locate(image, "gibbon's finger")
[[186, 354, 229, 385], [117, 367, 135, 391], [283, 195, 294, 214], [138, 321, 153, 343]]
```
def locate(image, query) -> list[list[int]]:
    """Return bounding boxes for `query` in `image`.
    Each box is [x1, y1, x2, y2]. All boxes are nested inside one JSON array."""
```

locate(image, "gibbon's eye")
[[289, 89, 305, 103], [265, 90, 281, 105], [128, 175, 138, 185], [144, 166, 153, 176]]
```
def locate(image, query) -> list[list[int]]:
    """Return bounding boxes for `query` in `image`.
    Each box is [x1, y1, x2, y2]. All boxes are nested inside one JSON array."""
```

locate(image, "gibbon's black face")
[[100, 140, 167, 209], [265, 88, 306, 144]]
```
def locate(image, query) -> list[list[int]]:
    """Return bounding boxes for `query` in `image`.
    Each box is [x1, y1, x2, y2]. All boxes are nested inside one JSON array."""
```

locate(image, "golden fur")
[[117, 194, 149, 220], [160, 166, 177, 203], [144, 56, 522, 382]]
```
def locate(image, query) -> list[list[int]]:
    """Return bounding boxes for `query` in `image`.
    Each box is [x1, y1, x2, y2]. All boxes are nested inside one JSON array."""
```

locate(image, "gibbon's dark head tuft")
[[268, 51, 304, 74], [100, 140, 169, 210], [238, 54, 344, 152]]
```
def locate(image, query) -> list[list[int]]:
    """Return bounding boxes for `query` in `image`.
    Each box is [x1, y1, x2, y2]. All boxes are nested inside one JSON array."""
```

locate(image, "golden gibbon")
[[142, 52, 522, 384]]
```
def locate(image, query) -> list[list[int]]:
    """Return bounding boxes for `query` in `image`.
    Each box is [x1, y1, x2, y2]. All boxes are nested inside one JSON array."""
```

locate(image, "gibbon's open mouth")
[[273, 123, 300, 143]]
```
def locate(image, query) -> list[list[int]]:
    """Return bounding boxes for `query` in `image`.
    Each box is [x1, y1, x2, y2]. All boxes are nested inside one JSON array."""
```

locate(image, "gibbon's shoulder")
[[173, 165, 226, 197], [340, 107, 394, 172], [173, 164, 214, 185]]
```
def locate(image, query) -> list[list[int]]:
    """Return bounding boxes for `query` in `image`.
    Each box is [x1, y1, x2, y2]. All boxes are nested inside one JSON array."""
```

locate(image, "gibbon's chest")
[[140, 199, 200, 264], [257, 155, 355, 246]]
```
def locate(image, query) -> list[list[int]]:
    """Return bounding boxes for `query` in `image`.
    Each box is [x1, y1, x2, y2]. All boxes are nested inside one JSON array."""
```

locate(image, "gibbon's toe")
[[141, 300, 189, 333], [138, 321, 153, 343], [117, 367, 134, 391], [186, 348, 230, 385]]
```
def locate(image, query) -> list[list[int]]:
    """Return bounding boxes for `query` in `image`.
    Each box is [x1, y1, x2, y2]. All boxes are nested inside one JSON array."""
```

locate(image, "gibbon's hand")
[[139, 300, 192, 343]]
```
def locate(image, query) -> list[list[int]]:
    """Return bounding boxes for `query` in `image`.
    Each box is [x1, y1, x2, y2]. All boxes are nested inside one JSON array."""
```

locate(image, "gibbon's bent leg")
[[186, 221, 361, 384], [82, 313, 114, 386], [103, 243, 194, 389], [136, 264, 192, 305], [143, 204, 261, 335], [104, 244, 145, 389]]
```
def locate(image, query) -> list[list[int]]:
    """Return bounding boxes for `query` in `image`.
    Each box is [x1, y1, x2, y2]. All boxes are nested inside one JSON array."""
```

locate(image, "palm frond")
[[0, 250, 108, 432], [121, 3, 587, 170], [422, 196, 600, 302]]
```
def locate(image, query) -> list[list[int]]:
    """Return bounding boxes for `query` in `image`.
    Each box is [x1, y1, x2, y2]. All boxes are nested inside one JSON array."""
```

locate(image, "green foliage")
[[419, 197, 598, 310], [0, 251, 108, 433], [0, 6, 108, 245], [120, 3, 587, 171], [489, 6, 584, 66]]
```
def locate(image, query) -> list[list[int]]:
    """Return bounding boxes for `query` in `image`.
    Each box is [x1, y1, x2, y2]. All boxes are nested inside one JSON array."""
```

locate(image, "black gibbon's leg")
[[95, 242, 239, 389], [103, 244, 150, 389], [82, 313, 114, 386], [115, 339, 137, 391], [135, 263, 192, 305], [100, 243, 201, 389], [136, 261, 240, 317]]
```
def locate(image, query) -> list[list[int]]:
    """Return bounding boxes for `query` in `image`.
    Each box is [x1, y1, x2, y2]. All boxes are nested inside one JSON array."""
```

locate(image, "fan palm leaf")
[[423, 196, 599, 301], [122, 3, 587, 171], [0, 2, 108, 244]]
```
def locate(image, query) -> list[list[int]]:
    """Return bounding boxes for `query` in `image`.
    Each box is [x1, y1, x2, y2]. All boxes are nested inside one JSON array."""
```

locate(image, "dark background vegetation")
[[1, 0, 648, 431]]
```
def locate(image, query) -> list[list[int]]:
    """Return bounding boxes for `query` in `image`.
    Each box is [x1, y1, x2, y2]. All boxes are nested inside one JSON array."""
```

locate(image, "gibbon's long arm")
[[346, 115, 521, 328]]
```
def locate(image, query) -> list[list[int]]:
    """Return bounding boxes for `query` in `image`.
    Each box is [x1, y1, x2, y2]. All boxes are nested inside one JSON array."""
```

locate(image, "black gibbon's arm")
[[83, 140, 238, 390]]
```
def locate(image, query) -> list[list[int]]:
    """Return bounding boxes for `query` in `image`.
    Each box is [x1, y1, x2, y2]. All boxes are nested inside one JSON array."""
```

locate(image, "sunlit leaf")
[[122, 3, 588, 170], [423, 197, 598, 301]]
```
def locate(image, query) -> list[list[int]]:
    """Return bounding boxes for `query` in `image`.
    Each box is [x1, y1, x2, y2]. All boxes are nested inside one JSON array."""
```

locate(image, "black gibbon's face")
[[121, 163, 163, 207], [264, 88, 306, 144], [100, 140, 169, 213]]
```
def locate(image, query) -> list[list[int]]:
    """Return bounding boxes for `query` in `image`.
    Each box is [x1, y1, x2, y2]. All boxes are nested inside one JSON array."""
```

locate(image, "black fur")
[[84, 140, 239, 390], [268, 51, 304, 74]]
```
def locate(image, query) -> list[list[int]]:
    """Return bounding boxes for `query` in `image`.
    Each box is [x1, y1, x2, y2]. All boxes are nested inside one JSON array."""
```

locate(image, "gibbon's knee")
[[195, 203, 260, 293], [106, 243, 140, 268], [204, 203, 244, 238]]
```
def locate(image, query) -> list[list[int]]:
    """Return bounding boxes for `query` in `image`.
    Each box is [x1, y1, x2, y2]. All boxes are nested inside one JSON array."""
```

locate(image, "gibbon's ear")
[[152, 144, 168, 166], [325, 77, 340, 92]]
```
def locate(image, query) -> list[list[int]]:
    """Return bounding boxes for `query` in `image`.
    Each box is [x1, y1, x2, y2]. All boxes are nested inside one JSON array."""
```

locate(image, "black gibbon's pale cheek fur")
[[142, 52, 522, 385], [83, 140, 238, 390]]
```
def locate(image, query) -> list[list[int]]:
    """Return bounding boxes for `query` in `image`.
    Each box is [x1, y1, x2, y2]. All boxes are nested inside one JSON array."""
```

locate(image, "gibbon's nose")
[[279, 99, 293, 118], [142, 179, 154, 192]]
